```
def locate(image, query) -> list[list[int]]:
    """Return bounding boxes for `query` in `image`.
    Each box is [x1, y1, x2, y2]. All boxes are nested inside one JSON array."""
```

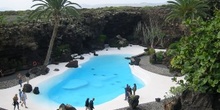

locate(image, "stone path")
[[138, 55, 174, 77]]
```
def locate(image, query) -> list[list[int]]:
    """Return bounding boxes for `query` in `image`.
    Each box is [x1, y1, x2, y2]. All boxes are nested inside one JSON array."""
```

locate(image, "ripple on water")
[[96, 75, 117, 81], [62, 79, 88, 90]]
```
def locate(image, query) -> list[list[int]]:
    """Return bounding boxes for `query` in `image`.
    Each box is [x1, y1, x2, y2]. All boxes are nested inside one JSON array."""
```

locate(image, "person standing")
[[25, 72, 30, 84], [128, 85, 132, 95], [89, 98, 95, 110], [132, 83, 137, 95], [13, 94, 19, 110], [21, 91, 28, 108], [85, 98, 90, 110], [17, 73, 22, 87], [124, 84, 129, 100]]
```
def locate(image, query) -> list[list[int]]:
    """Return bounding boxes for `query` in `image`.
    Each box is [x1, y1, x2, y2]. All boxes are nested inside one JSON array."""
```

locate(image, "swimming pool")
[[37, 54, 145, 107]]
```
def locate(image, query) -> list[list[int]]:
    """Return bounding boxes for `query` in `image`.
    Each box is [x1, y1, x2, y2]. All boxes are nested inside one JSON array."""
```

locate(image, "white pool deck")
[[0, 45, 183, 110]]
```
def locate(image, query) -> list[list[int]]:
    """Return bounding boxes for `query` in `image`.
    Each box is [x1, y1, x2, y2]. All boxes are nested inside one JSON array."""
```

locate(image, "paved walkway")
[[0, 70, 28, 82], [138, 55, 173, 77], [0, 70, 36, 89]]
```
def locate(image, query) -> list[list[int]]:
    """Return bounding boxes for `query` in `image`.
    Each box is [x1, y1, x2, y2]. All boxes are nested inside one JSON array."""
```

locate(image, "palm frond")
[[166, 0, 209, 22], [66, 1, 82, 8], [30, 0, 81, 21]]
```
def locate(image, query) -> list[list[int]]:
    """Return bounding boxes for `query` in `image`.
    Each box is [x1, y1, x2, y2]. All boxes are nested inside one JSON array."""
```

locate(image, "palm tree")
[[166, 0, 209, 21], [165, 0, 209, 36], [29, 0, 81, 66]]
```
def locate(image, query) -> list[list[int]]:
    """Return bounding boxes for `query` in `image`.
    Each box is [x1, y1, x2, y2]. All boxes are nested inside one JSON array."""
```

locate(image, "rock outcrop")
[[65, 60, 78, 68], [0, 6, 181, 73], [57, 103, 76, 110], [33, 87, 40, 95], [128, 95, 140, 109], [168, 90, 220, 110], [23, 83, 32, 93]]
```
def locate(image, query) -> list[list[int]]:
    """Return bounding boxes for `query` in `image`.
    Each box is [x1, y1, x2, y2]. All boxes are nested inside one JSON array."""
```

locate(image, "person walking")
[[18, 89, 22, 103], [89, 98, 95, 110], [17, 73, 22, 87], [85, 98, 90, 110], [21, 91, 28, 108], [13, 94, 19, 110], [132, 83, 137, 95]]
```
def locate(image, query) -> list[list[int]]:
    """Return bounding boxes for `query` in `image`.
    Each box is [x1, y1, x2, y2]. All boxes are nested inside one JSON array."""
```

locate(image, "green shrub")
[[146, 48, 155, 55], [149, 51, 165, 64], [168, 42, 179, 49], [149, 54, 156, 64], [170, 86, 186, 96], [166, 42, 180, 57], [155, 51, 164, 64], [53, 44, 71, 60]]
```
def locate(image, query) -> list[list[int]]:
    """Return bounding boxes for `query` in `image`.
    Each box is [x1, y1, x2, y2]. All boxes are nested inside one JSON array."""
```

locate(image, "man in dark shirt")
[[89, 98, 95, 110]]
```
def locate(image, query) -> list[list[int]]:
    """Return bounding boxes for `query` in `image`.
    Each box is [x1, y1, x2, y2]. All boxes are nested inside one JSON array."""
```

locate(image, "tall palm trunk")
[[44, 17, 59, 66]]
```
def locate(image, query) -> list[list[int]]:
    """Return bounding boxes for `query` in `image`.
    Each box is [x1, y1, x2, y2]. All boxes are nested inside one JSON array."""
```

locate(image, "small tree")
[[134, 18, 165, 48]]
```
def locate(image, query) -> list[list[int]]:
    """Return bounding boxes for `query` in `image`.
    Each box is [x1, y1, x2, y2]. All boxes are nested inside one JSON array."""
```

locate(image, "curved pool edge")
[[0, 45, 181, 110], [36, 54, 144, 106]]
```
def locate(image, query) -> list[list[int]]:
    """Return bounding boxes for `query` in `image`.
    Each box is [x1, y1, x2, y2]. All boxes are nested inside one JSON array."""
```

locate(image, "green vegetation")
[[29, 0, 81, 66], [53, 44, 71, 61], [140, 6, 154, 10], [0, 11, 30, 24], [166, 0, 209, 22], [0, 15, 6, 24], [134, 19, 165, 48], [0, 58, 24, 70], [203, 0, 220, 16], [155, 51, 165, 64], [146, 48, 155, 55], [149, 51, 165, 64], [148, 48, 156, 64], [164, 85, 186, 99], [98, 34, 107, 43], [170, 11, 220, 93], [97, 6, 138, 12], [170, 86, 186, 96], [166, 42, 179, 57], [166, 0, 210, 36]]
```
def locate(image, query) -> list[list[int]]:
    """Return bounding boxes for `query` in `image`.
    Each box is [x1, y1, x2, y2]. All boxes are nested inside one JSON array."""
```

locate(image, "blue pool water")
[[38, 54, 145, 107]]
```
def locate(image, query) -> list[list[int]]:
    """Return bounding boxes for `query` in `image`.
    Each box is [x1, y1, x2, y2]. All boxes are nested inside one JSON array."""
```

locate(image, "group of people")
[[13, 89, 28, 110], [12, 72, 30, 110], [124, 83, 137, 100], [85, 98, 95, 110]]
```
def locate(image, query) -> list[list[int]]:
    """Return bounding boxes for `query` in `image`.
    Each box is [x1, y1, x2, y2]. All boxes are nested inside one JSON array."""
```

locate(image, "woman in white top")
[[21, 92, 28, 108]]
